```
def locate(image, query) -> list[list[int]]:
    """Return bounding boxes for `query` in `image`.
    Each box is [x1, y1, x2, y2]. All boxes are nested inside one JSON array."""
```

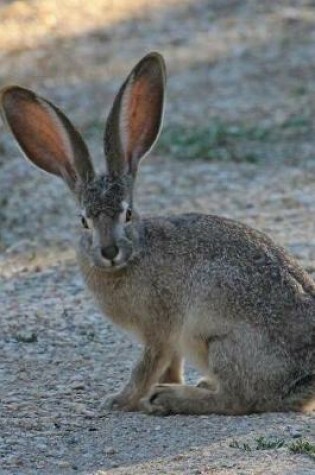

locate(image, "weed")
[[281, 116, 311, 129], [289, 439, 315, 459], [230, 436, 315, 460], [255, 436, 286, 450], [229, 440, 252, 451], [291, 85, 308, 96], [14, 332, 38, 343], [230, 436, 285, 452]]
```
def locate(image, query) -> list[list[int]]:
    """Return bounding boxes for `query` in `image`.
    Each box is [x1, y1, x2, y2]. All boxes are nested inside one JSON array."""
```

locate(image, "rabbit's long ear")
[[0, 86, 94, 191], [104, 52, 166, 177]]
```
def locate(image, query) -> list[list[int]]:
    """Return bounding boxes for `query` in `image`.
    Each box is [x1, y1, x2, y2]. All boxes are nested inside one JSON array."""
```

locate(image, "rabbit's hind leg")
[[159, 353, 184, 384], [141, 326, 295, 415]]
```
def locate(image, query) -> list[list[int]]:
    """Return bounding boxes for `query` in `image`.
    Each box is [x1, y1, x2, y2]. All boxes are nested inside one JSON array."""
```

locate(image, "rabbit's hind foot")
[[140, 383, 246, 416]]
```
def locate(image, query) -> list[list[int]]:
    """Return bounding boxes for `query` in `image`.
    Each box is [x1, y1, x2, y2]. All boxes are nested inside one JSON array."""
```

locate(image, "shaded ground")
[[0, 1, 314, 474]]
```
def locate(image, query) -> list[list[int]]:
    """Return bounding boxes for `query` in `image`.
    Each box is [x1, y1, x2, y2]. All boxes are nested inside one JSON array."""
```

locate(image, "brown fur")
[[1, 53, 314, 415]]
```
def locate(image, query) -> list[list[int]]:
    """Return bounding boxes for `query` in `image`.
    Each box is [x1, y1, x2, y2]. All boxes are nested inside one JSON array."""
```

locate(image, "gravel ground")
[[0, 1, 315, 474]]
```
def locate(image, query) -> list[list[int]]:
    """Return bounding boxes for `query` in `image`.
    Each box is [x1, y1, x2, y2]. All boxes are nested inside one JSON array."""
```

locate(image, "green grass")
[[84, 118, 269, 163], [291, 85, 308, 96], [281, 116, 311, 129], [14, 332, 38, 343], [230, 436, 285, 452], [158, 113, 312, 162], [289, 439, 315, 459], [229, 440, 252, 451], [255, 436, 286, 450], [230, 436, 315, 460], [84, 115, 312, 163], [157, 121, 268, 163]]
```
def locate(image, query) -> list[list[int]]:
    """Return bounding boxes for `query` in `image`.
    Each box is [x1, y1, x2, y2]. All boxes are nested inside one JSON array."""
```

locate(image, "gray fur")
[[81, 175, 131, 218], [78, 212, 315, 414], [1, 53, 314, 415]]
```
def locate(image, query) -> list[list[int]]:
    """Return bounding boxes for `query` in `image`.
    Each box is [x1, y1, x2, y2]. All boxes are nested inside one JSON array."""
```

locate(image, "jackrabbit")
[[1, 53, 314, 415]]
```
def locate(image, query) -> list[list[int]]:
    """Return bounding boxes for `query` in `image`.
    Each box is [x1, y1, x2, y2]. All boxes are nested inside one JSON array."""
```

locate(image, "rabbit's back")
[[143, 214, 314, 326]]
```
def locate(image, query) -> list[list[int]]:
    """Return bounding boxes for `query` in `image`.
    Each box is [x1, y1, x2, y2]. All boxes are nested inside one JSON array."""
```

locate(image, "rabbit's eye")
[[126, 208, 132, 222], [81, 215, 89, 229]]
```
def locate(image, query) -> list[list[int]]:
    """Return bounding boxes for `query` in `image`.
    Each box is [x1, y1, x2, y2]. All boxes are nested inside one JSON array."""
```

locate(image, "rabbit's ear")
[[0, 86, 94, 190], [104, 52, 166, 177]]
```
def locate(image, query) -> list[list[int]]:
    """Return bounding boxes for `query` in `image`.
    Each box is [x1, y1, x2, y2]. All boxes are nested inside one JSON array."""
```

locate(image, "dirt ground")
[[0, 1, 314, 474]]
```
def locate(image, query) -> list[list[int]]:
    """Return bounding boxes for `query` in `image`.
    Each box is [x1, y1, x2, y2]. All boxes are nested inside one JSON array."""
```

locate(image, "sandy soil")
[[0, 1, 314, 474]]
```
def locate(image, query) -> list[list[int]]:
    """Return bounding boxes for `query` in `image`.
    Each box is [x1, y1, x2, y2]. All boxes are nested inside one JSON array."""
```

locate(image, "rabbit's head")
[[0, 53, 166, 271]]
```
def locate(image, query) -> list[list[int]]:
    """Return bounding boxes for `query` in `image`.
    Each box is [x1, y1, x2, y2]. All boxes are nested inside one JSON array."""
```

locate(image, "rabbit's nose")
[[101, 245, 119, 260]]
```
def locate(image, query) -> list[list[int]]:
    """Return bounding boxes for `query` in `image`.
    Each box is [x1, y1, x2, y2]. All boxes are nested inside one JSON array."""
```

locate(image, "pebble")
[[105, 447, 117, 456], [110, 462, 120, 468], [58, 461, 71, 468], [289, 429, 302, 438], [71, 381, 86, 390], [36, 443, 48, 451], [82, 409, 96, 418]]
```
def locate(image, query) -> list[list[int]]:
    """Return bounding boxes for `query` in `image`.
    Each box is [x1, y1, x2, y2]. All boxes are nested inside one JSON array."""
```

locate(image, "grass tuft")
[[289, 439, 315, 459], [229, 440, 252, 451], [230, 436, 315, 459], [255, 436, 286, 450], [14, 332, 38, 343]]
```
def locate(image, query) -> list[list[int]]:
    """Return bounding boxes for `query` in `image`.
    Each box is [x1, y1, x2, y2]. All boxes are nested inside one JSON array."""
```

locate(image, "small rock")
[[58, 461, 71, 468], [105, 447, 117, 456], [110, 462, 119, 468], [67, 436, 78, 445], [71, 381, 85, 390], [290, 429, 302, 438], [82, 409, 95, 418], [36, 443, 48, 451]]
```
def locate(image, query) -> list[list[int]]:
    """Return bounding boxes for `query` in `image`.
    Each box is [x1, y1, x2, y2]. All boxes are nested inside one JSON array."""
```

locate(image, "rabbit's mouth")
[[105, 250, 131, 271], [93, 256, 131, 272], [78, 232, 134, 272], [91, 243, 134, 272]]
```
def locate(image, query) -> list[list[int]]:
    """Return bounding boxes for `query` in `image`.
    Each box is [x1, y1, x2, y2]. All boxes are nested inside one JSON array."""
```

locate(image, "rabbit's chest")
[[94, 282, 133, 325], [79, 260, 150, 333]]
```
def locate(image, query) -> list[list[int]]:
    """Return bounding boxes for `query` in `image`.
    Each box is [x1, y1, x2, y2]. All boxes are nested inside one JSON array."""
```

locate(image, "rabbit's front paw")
[[99, 392, 139, 412], [140, 384, 175, 416]]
